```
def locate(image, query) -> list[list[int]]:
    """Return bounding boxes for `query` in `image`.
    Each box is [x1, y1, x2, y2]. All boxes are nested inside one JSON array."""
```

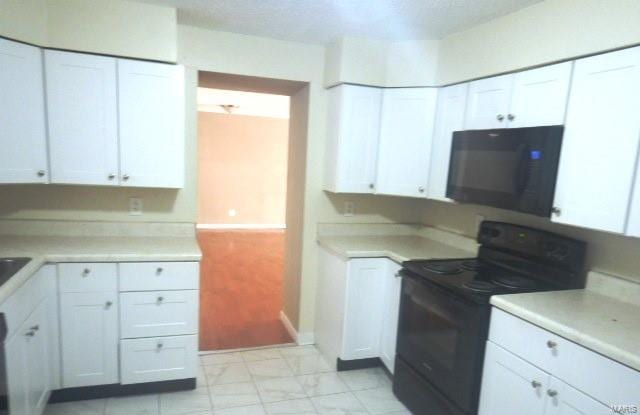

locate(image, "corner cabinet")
[[0, 38, 49, 183], [315, 247, 402, 374], [375, 88, 437, 198], [479, 308, 638, 415], [552, 46, 640, 234], [324, 85, 382, 193]]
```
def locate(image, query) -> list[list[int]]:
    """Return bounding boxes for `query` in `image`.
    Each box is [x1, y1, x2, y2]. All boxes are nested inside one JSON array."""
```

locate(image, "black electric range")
[[393, 221, 586, 415]]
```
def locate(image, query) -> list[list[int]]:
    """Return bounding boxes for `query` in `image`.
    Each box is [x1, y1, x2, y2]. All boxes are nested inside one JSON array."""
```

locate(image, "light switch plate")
[[129, 197, 143, 215]]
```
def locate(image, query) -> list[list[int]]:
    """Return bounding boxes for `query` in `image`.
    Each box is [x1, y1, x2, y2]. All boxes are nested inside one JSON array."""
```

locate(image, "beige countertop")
[[318, 234, 476, 263], [0, 232, 202, 304], [491, 290, 640, 372]]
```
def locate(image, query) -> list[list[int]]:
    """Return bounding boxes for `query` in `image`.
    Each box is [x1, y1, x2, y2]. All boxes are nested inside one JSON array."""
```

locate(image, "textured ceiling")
[[136, 0, 542, 44]]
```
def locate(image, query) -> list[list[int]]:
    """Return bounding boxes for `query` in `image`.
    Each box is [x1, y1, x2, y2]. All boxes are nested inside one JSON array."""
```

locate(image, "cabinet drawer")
[[120, 290, 198, 338], [58, 263, 117, 293], [490, 308, 640, 407], [120, 335, 197, 384], [119, 262, 199, 291]]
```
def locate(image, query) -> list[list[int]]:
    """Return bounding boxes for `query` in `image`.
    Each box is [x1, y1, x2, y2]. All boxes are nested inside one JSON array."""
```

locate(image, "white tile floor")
[[44, 345, 411, 415]]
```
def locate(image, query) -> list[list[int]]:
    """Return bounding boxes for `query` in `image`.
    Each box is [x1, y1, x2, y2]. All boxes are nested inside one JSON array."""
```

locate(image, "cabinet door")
[[118, 59, 185, 188], [464, 74, 513, 130], [545, 377, 611, 415], [509, 62, 573, 128], [342, 258, 387, 360], [45, 50, 119, 185], [375, 88, 438, 197], [25, 301, 50, 415], [478, 341, 548, 415], [379, 261, 402, 374], [60, 292, 119, 387], [0, 38, 49, 184], [427, 84, 468, 202], [325, 85, 382, 193], [552, 46, 640, 233], [6, 326, 29, 415]]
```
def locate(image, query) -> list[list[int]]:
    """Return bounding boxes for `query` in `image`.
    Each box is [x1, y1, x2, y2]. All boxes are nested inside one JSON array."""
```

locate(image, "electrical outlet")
[[344, 201, 355, 217], [129, 197, 143, 215]]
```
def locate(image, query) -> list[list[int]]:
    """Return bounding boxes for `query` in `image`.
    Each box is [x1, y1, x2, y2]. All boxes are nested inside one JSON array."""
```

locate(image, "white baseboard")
[[279, 311, 315, 346], [197, 223, 286, 230]]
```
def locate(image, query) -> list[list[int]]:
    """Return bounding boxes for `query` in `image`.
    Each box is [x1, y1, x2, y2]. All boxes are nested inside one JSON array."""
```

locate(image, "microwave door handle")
[[514, 143, 530, 195]]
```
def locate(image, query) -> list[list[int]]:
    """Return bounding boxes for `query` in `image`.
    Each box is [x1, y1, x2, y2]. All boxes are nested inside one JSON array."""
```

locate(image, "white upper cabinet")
[[464, 74, 513, 130], [0, 38, 49, 183], [375, 88, 438, 198], [324, 85, 382, 193], [465, 63, 572, 130], [45, 50, 119, 186], [552, 46, 640, 233], [427, 83, 468, 202], [509, 62, 573, 128], [118, 59, 185, 188]]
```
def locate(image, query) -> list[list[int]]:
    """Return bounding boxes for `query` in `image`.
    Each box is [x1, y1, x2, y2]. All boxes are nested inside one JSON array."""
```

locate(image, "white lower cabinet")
[[379, 261, 402, 374], [60, 292, 119, 387], [120, 335, 198, 384], [479, 308, 639, 415], [315, 248, 402, 372], [479, 342, 548, 415]]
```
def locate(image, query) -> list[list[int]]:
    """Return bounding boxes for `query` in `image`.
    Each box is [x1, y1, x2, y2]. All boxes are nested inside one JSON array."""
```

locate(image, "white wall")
[[437, 0, 640, 84], [324, 36, 439, 87], [0, 0, 47, 45]]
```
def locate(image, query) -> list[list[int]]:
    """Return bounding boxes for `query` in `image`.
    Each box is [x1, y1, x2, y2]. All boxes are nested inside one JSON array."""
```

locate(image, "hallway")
[[198, 229, 293, 351]]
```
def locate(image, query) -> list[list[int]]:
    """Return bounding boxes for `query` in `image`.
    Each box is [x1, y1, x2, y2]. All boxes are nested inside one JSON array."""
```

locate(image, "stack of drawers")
[[119, 262, 199, 385]]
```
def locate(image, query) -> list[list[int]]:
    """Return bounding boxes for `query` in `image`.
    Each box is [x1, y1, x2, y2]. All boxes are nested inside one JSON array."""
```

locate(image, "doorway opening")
[[196, 72, 308, 352]]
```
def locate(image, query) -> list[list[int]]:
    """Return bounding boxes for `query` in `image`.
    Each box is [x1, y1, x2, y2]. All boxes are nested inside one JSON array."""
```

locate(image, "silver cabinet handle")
[[83, 268, 91, 276], [122, 174, 130, 181], [105, 301, 113, 308], [157, 342, 164, 350], [157, 296, 164, 303], [531, 380, 541, 388], [29, 325, 40, 332], [418, 186, 425, 193], [496, 114, 505, 121], [37, 170, 46, 177], [25, 330, 36, 337], [156, 267, 164, 275], [547, 340, 557, 349], [108, 174, 116, 180], [547, 389, 558, 397], [507, 114, 515, 121], [551, 207, 561, 216], [369, 183, 374, 189]]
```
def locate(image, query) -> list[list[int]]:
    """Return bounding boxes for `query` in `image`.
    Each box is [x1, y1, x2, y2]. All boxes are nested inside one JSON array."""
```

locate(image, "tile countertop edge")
[[490, 294, 640, 372]]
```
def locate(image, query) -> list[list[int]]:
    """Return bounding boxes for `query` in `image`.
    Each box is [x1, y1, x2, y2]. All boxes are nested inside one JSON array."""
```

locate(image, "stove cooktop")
[[402, 258, 560, 303]]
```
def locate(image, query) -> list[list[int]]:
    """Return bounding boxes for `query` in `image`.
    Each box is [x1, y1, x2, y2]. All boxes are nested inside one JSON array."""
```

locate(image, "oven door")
[[446, 126, 563, 217], [396, 271, 490, 414]]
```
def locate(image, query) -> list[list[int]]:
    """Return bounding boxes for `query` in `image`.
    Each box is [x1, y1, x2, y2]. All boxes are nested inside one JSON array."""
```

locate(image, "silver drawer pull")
[[83, 268, 91, 276], [157, 342, 164, 350], [25, 330, 36, 337], [546, 340, 557, 349], [156, 267, 164, 275], [531, 380, 541, 388], [29, 325, 40, 332], [105, 301, 113, 308], [547, 389, 558, 397], [157, 296, 164, 304]]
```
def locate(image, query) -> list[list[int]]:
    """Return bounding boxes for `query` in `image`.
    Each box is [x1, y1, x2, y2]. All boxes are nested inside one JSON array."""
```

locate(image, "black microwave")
[[446, 126, 564, 217]]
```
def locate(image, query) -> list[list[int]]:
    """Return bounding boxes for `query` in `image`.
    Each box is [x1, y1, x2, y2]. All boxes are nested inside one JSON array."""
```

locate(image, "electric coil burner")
[[393, 221, 587, 415]]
